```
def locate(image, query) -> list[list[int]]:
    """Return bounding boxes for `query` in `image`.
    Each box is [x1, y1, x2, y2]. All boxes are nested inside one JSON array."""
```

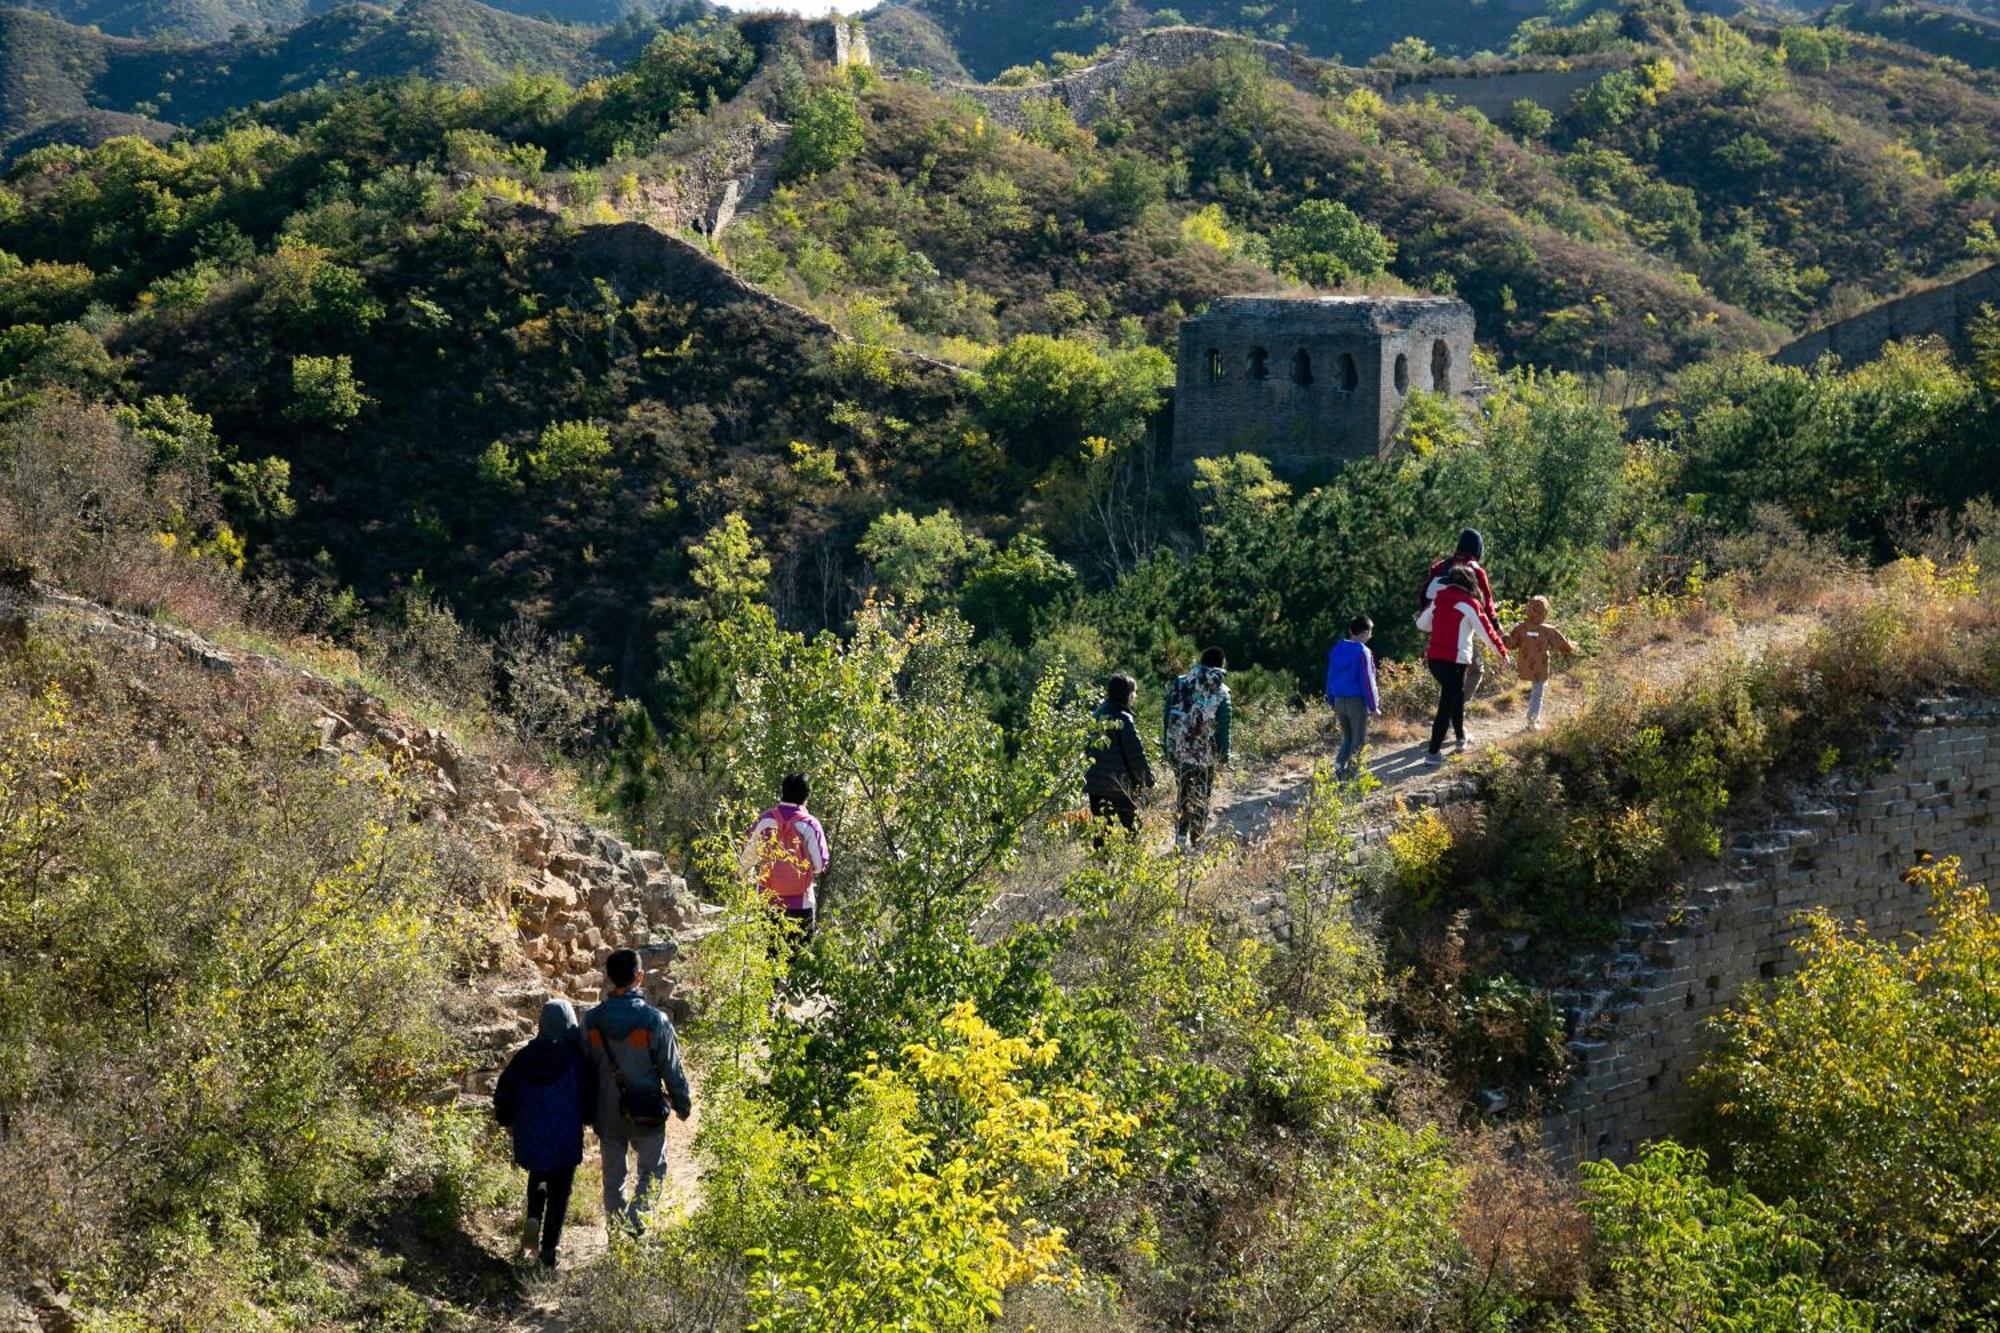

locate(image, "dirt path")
[[1216, 612, 1819, 842]]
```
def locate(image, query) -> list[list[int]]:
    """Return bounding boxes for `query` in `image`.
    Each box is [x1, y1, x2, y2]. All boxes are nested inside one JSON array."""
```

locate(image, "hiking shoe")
[[520, 1212, 541, 1257], [1424, 751, 1445, 768], [1453, 738, 1471, 754]]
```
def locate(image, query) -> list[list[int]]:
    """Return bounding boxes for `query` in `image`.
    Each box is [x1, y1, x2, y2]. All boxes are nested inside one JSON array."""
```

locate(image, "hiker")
[[1422, 529, 1504, 701], [1417, 566, 1505, 766], [1084, 672, 1154, 841], [1163, 647, 1232, 848], [1504, 595, 1577, 731], [742, 773, 830, 943], [493, 998, 596, 1269], [1324, 615, 1380, 782], [584, 948, 692, 1235]]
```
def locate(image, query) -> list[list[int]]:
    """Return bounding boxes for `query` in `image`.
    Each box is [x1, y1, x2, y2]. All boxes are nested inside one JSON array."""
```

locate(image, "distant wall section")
[[1775, 264, 1999, 369], [1388, 62, 1620, 118], [950, 27, 1338, 129]]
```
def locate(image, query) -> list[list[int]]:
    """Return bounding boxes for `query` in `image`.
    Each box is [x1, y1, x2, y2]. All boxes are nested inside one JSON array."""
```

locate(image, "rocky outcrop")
[[19, 586, 713, 1089]]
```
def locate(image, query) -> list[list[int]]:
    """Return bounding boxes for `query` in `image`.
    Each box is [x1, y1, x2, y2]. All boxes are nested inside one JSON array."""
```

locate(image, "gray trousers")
[[600, 1129, 665, 1228], [1526, 678, 1548, 723], [1332, 696, 1370, 776]]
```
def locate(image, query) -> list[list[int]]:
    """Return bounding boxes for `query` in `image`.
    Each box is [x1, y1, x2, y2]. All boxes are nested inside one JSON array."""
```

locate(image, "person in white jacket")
[[1416, 566, 1506, 765]]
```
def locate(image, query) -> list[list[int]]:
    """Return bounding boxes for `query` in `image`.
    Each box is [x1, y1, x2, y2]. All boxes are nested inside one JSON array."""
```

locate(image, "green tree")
[[781, 83, 866, 181], [524, 420, 614, 487], [1577, 1143, 1873, 1331], [857, 508, 990, 608], [1702, 857, 2000, 1326], [973, 335, 1172, 471], [1269, 199, 1395, 287], [286, 355, 370, 430]]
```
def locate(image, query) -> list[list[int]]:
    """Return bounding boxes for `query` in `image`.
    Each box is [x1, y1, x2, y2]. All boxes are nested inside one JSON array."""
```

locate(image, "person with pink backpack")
[[742, 773, 830, 943]]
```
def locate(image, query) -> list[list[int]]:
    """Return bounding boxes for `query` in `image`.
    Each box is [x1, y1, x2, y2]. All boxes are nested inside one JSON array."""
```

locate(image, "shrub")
[[1577, 1143, 1872, 1330], [288, 354, 370, 429], [782, 83, 867, 181], [1701, 857, 2000, 1326], [0, 635, 481, 1314]]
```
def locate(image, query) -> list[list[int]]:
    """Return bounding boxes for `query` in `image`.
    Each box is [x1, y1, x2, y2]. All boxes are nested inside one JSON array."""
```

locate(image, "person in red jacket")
[[1422, 529, 1504, 701], [1417, 566, 1506, 766]]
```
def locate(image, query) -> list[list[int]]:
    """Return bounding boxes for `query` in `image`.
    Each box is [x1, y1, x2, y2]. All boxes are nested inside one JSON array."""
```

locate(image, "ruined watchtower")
[[1171, 295, 1478, 468]]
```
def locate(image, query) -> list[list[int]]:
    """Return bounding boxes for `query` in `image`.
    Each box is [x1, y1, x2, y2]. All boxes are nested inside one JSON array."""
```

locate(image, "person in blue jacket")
[[1324, 615, 1380, 782], [493, 997, 596, 1268]]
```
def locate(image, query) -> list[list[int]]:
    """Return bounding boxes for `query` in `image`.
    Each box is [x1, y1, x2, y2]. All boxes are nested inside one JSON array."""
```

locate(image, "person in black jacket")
[[1083, 673, 1155, 842], [493, 997, 596, 1268]]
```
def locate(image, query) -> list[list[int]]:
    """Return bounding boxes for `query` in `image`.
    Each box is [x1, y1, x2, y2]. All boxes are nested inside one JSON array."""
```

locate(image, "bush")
[[0, 633, 481, 1315], [1577, 1143, 1872, 1330], [781, 83, 867, 181], [1701, 856, 2000, 1326]]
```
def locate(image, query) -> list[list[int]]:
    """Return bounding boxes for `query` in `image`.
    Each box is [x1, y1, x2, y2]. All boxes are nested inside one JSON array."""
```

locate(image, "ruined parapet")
[[1387, 57, 1629, 119], [737, 13, 871, 70], [1171, 294, 1479, 469], [1775, 264, 2000, 370], [1543, 698, 2000, 1166], [951, 27, 1343, 130]]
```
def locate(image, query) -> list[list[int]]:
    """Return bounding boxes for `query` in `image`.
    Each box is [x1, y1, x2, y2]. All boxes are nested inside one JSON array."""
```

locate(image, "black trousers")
[[526, 1166, 576, 1264], [1428, 658, 1468, 752], [1088, 790, 1138, 846]]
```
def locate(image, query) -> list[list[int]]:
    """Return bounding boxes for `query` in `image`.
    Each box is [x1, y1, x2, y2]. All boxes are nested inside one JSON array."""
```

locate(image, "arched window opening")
[[1292, 349, 1313, 385], [1394, 352, 1409, 394], [1431, 339, 1451, 394], [1248, 347, 1269, 381], [1338, 352, 1359, 392], [1205, 347, 1224, 383]]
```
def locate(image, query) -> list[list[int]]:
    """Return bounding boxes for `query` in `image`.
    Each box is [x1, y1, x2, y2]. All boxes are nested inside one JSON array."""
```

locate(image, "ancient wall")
[[1388, 63, 1619, 119], [949, 27, 1341, 129], [1171, 295, 1477, 468], [1774, 264, 2000, 369], [1543, 697, 2000, 1166]]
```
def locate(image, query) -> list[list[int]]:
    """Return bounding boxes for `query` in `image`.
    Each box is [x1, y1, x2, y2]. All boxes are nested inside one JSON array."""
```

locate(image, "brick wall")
[[1542, 697, 2000, 1165]]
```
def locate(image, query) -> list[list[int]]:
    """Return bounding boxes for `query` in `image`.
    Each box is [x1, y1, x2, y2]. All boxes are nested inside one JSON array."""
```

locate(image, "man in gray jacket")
[[584, 948, 692, 1234]]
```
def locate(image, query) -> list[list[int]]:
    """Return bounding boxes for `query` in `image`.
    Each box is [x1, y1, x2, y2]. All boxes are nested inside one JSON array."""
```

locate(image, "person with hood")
[[1163, 647, 1232, 848], [1417, 566, 1506, 766], [1084, 673, 1154, 840], [585, 948, 693, 1235], [1503, 595, 1578, 731], [493, 998, 596, 1268], [1421, 529, 1504, 701]]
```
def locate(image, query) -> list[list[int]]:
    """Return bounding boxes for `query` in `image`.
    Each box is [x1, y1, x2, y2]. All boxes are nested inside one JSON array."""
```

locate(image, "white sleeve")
[[1415, 602, 1435, 633], [1462, 604, 1501, 657], [806, 819, 829, 873]]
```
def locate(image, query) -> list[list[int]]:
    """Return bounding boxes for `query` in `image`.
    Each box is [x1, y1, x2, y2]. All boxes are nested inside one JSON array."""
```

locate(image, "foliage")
[[0, 632, 484, 1318], [744, 1004, 1135, 1330], [1702, 857, 2000, 1327], [1664, 346, 1991, 557], [973, 335, 1172, 473], [288, 353, 370, 429], [781, 82, 866, 181], [857, 508, 990, 608], [1268, 198, 1395, 287], [1577, 1142, 1873, 1331]]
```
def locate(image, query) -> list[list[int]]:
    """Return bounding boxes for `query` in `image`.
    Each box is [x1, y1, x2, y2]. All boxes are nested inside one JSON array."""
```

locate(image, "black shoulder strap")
[[591, 1012, 634, 1093]]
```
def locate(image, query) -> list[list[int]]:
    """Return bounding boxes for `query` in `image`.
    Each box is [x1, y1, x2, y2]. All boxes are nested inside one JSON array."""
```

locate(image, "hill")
[[0, 0, 700, 156], [0, 0, 703, 43], [1825, 0, 2000, 67]]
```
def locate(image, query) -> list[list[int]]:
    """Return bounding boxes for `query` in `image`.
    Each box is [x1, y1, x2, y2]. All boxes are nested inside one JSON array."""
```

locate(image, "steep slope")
[[0, 0, 698, 43]]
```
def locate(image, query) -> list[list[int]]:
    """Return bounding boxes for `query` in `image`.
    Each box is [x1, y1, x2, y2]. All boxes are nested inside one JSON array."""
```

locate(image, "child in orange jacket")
[[1503, 596, 1577, 731]]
